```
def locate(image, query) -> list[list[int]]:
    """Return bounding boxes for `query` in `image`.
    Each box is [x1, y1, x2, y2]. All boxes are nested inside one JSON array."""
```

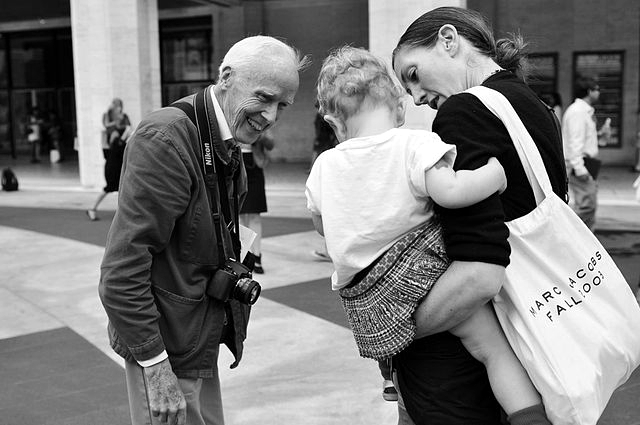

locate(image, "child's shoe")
[[382, 380, 398, 402]]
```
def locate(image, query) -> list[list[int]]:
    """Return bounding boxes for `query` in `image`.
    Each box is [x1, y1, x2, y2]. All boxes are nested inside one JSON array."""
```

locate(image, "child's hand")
[[487, 157, 507, 194]]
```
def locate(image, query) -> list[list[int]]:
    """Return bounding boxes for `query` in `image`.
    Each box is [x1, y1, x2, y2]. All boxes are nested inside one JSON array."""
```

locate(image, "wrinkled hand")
[[143, 358, 186, 425], [487, 157, 507, 194]]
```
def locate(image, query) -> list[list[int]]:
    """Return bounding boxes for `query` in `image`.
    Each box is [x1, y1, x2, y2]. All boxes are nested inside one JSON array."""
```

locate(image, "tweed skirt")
[[339, 219, 450, 360]]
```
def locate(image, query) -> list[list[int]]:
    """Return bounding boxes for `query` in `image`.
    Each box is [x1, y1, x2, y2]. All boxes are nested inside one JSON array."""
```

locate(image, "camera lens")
[[235, 278, 261, 305]]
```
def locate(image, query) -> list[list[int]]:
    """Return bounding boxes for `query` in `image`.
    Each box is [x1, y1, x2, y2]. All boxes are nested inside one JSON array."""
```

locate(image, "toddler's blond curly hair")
[[316, 46, 403, 122]]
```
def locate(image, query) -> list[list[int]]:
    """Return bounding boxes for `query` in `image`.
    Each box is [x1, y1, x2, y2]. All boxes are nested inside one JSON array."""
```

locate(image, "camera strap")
[[171, 88, 241, 263]]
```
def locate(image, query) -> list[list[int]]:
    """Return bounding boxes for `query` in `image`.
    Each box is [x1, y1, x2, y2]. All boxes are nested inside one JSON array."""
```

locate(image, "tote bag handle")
[[465, 86, 551, 205]]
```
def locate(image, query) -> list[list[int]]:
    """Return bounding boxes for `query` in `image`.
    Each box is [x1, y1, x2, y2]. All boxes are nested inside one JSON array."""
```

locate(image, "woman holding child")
[[390, 7, 567, 424], [307, 6, 567, 425]]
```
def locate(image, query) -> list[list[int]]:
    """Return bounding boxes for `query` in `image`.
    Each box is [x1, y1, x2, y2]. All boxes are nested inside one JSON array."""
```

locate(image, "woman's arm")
[[414, 261, 505, 338], [426, 157, 506, 209]]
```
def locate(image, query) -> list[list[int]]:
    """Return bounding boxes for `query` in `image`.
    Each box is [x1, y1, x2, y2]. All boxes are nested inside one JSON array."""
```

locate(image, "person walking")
[[98, 35, 306, 425], [27, 107, 43, 163], [87, 98, 131, 221], [392, 7, 567, 424], [562, 77, 609, 231], [239, 131, 274, 274]]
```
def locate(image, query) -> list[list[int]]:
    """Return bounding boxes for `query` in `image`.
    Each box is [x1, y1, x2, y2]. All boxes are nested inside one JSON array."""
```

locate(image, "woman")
[[239, 131, 274, 273], [390, 7, 567, 425], [87, 98, 131, 221]]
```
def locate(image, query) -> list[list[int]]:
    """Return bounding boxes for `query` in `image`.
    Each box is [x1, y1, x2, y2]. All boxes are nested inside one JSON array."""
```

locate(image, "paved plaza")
[[1, 159, 639, 425]]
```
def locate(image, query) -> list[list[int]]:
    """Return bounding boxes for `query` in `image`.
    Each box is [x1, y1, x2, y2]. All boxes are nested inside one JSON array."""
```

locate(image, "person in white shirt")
[[306, 46, 552, 424], [562, 77, 609, 230]]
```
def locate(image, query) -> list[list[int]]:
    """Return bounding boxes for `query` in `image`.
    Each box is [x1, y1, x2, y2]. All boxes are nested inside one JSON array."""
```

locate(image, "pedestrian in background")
[[27, 107, 43, 163], [540, 91, 563, 122], [310, 102, 337, 262], [47, 111, 63, 163], [562, 77, 609, 231], [239, 131, 275, 274], [87, 98, 131, 221]]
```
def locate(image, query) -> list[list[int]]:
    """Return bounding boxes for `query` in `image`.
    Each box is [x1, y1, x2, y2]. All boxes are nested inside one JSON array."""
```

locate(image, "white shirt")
[[562, 98, 599, 176], [210, 86, 233, 141], [139, 86, 234, 369], [305, 128, 455, 290]]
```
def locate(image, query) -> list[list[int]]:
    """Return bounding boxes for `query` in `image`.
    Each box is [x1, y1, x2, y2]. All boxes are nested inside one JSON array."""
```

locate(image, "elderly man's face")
[[219, 58, 299, 144]]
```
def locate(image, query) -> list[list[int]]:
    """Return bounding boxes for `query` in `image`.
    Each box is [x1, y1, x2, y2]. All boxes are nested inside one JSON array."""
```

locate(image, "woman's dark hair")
[[392, 7, 529, 79]]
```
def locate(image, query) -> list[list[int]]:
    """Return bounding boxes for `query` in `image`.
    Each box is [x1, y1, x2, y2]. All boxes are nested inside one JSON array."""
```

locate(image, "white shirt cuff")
[[137, 350, 168, 368]]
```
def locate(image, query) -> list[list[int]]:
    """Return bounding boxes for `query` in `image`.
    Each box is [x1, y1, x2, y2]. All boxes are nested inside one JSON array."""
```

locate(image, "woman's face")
[[394, 44, 463, 110]]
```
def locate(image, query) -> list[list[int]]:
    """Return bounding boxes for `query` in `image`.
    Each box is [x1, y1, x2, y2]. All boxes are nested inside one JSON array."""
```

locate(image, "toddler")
[[305, 46, 550, 424]]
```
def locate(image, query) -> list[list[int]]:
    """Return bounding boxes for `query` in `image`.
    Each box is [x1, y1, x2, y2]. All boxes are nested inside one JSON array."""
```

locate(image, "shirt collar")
[[575, 98, 594, 114], [210, 87, 234, 141]]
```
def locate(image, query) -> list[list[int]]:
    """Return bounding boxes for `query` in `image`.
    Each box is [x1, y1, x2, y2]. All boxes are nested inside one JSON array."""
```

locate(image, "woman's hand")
[[413, 261, 505, 338]]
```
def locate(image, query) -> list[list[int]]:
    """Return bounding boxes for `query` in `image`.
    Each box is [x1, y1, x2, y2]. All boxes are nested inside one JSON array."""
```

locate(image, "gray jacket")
[[99, 90, 249, 378]]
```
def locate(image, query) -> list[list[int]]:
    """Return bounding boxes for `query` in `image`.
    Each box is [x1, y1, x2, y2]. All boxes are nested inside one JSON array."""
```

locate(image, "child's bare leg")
[[450, 303, 541, 415]]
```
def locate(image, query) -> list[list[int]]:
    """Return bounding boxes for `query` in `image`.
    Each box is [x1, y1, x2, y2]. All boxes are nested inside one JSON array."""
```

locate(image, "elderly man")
[[99, 36, 306, 425]]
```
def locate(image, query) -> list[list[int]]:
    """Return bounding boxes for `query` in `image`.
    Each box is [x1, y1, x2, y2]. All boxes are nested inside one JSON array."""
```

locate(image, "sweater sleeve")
[[432, 94, 511, 266]]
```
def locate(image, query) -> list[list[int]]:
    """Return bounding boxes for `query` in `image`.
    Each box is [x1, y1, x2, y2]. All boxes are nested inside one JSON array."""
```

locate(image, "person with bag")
[[87, 98, 131, 221], [391, 7, 569, 425], [27, 107, 43, 164], [562, 77, 609, 231], [239, 130, 274, 274], [98, 36, 305, 425], [308, 46, 549, 425], [393, 7, 640, 425]]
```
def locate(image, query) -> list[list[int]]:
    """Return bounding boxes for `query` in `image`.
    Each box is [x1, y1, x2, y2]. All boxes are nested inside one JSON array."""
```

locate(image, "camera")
[[207, 257, 261, 305]]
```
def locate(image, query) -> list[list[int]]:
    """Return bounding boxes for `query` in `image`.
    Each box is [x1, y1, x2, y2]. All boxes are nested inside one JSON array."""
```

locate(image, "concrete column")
[[368, 0, 466, 130], [70, 0, 161, 188]]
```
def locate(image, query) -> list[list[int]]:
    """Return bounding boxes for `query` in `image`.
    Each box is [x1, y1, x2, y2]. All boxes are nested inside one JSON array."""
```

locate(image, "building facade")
[[0, 0, 637, 186]]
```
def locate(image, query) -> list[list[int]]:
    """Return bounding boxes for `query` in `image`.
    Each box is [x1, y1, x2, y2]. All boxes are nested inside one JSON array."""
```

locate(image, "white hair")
[[218, 35, 308, 77]]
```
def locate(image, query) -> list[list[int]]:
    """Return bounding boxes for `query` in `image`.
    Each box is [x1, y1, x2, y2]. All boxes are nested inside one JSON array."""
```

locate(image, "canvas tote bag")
[[466, 86, 640, 425]]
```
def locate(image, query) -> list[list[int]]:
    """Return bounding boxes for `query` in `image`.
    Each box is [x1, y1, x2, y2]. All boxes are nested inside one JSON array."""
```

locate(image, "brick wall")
[[470, 0, 640, 165]]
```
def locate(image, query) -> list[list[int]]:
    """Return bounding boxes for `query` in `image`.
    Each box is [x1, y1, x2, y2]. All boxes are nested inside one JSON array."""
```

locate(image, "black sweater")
[[433, 71, 567, 267]]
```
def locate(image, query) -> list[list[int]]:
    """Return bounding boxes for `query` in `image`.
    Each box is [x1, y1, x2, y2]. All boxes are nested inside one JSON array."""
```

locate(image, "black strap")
[[541, 100, 570, 203], [172, 89, 241, 261], [192, 91, 240, 245]]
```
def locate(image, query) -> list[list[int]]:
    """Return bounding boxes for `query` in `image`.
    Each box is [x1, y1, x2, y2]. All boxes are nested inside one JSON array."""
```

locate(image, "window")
[[528, 53, 558, 97], [10, 32, 56, 88], [160, 17, 213, 105], [573, 51, 624, 148]]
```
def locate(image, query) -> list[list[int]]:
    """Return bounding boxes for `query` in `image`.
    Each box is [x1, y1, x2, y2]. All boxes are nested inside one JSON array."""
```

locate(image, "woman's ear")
[[437, 24, 459, 56], [323, 114, 346, 142]]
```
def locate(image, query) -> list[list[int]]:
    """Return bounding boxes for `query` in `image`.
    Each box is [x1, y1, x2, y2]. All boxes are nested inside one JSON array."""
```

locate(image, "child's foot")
[[86, 209, 98, 221], [382, 380, 398, 402]]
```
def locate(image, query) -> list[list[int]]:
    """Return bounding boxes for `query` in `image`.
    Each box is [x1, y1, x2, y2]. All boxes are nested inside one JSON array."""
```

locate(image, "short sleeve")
[[407, 132, 457, 197], [305, 156, 323, 215]]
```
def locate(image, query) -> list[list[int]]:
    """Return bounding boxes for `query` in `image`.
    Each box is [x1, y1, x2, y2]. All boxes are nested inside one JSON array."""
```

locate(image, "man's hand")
[[143, 358, 187, 424]]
